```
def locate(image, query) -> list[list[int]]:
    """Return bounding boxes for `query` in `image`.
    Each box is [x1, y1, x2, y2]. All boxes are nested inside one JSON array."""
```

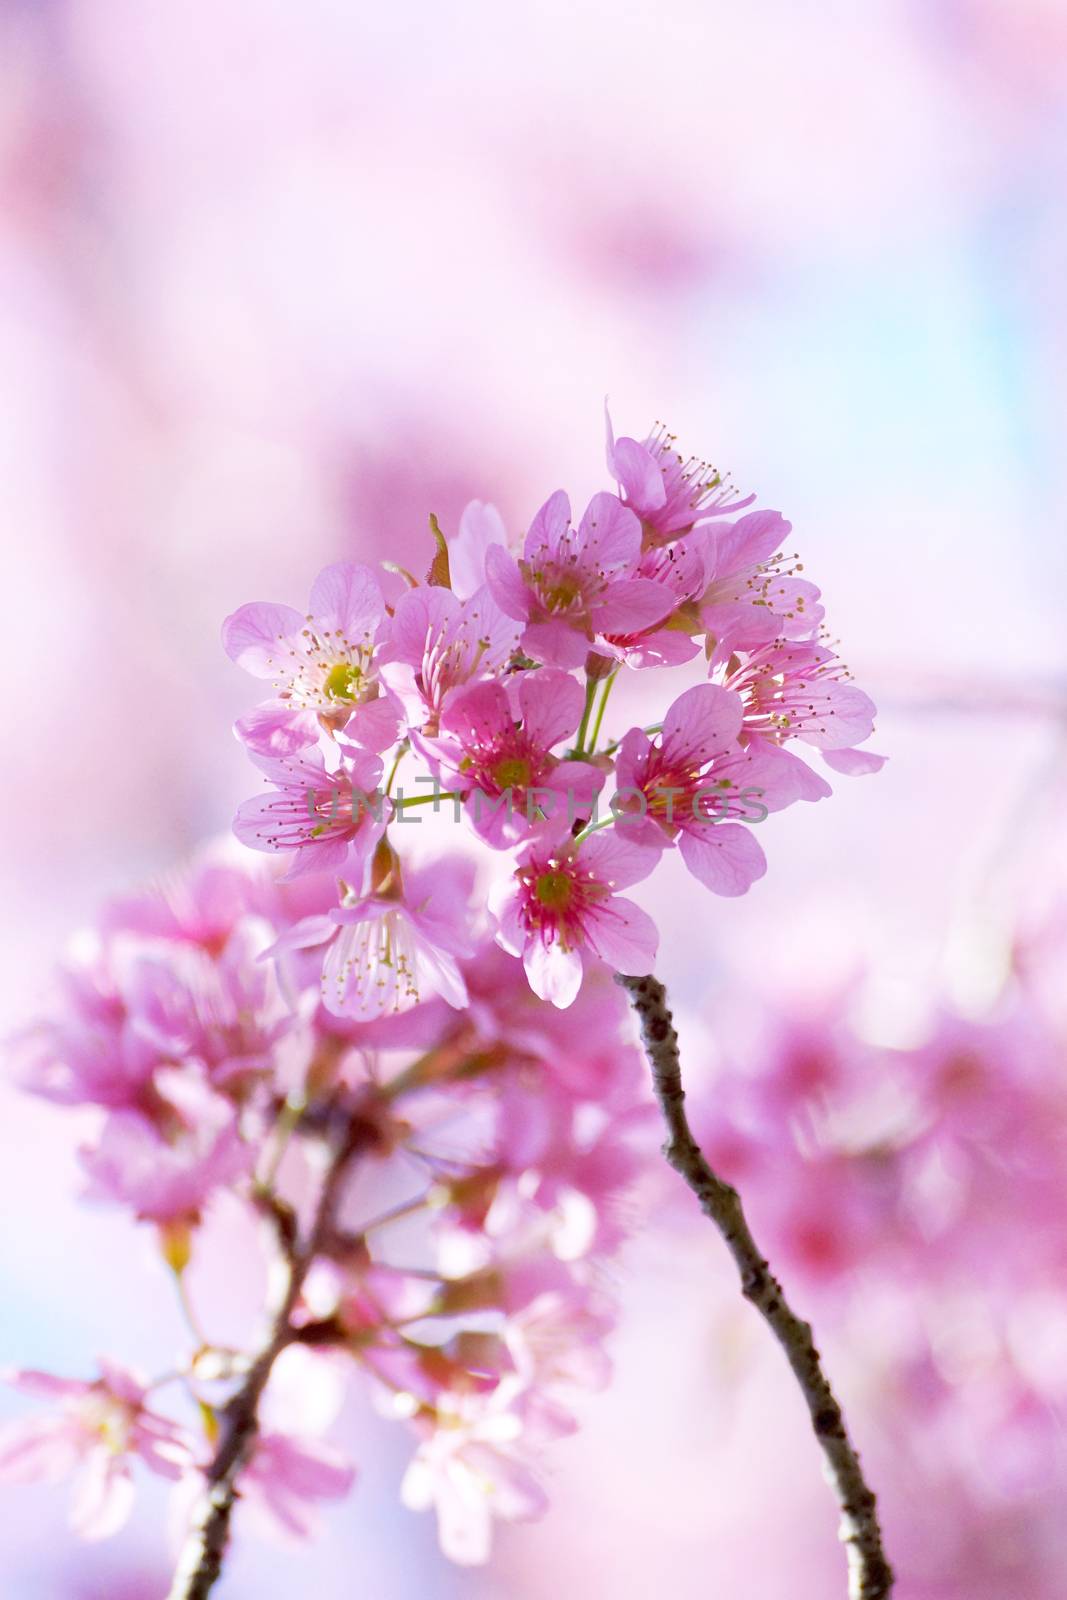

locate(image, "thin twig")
[[165, 1113, 373, 1600], [616, 973, 893, 1600]]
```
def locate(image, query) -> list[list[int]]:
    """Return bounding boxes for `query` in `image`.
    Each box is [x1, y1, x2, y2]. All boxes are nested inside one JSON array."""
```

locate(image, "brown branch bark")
[[616, 972, 893, 1600], [165, 1113, 373, 1600]]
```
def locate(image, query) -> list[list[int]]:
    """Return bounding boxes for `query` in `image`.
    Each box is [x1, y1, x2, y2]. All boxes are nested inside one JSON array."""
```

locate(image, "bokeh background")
[[2, 1, 1066, 1594]]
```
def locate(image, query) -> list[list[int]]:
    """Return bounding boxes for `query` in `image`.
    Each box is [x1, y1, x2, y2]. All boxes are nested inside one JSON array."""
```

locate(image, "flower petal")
[[518, 669, 585, 749], [593, 578, 673, 635], [525, 940, 583, 1009], [577, 830, 659, 890], [661, 684, 743, 767], [522, 490, 572, 562], [581, 897, 659, 974], [678, 823, 767, 897], [609, 436, 667, 512], [485, 544, 533, 622], [309, 563, 385, 640], [451, 502, 509, 601], [822, 746, 888, 776], [222, 603, 306, 677]]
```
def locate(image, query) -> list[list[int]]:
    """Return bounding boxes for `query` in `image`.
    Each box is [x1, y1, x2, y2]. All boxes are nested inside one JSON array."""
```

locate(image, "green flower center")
[[534, 870, 573, 911], [543, 576, 582, 612], [492, 756, 532, 789], [324, 662, 362, 701]]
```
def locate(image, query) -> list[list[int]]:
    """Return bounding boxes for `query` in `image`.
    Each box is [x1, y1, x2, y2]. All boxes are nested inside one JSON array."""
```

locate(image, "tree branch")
[[165, 1113, 373, 1600], [616, 973, 893, 1600]]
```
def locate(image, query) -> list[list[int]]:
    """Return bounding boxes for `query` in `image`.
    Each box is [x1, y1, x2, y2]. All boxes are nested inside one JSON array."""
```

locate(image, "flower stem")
[[172, 1269, 209, 1349], [574, 674, 598, 755], [586, 669, 617, 754], [257, 1096, 306, 1191], [615, 972, 893, 1600], [165, 1109, 374, 1600], [394, 790, 461, 809], [383, 741, 409, 796]]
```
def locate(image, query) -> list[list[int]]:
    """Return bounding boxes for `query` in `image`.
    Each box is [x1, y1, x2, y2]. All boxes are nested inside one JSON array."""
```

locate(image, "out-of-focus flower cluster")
[[690, 898, 1067, 1599], [2, 416, 879, 1570], [5, 849, 651, 1564]]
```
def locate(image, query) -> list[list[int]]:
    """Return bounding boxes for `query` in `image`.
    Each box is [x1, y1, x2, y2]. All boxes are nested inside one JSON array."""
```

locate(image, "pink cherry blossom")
[[120, 924, 295, 1090], [15, 946, 157, 1110], [725, 637, 878, 751], [605, 413, 755, 544], [491, 831, 659, 1007], [614, 683, 769, 895], [223, 562, 397, 755], [485, 490, 673, 668], [597, 534, 708, 668], [101, 851, 264, 950], [382, 579, 519, 734], [273, 854, 477, 1021], [233, 746, 390, 880], [504, 1287, 615, 1440], [19, 910, 290, 1108], [430, 668, 603, 844], [0, 1362, 190, 1540], [696, 509, 825, 651], [488, 1075, 654, 1256], [459, 942, 645, 1101]]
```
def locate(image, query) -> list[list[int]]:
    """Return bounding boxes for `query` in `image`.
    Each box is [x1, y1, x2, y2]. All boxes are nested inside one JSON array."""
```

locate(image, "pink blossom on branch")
[[428, 668, 604, 844], [614, 682, 770, 896], [400, 1383, 550, 1566], [233, 746, 390, 880], [491, 831, 659, 1007], [484, 490, 674, 668], [222, 563, 399, 755], [382, 576, 520, 734], [79, 1068, 253, 1224], [605, 412, 755, 543], [270, 851, 477, 1021]]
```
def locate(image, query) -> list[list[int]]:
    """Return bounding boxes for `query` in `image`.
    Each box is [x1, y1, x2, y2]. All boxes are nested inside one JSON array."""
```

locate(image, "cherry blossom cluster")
[[3, 850, 653, 1565], [1, 415, 880, 1580], [222, 414, 883, 1012]]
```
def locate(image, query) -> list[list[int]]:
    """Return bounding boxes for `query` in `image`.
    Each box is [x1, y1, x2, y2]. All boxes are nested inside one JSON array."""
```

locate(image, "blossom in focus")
[[430, 669, 604, 844], [614, 682, 769, 895], [605, 412, 755, 544], [491, 831, 659, 1007], [597, 534, 708, 668], [233, 746, 390, 880], [222, 563, 397, 755], [273, 852, 477, 1021], [726, 638, 878, 754], [485, 490, 674, 668], [383, 574, 520, 734], [695, 509, 825, 652], [9, 407, 885, 1582]]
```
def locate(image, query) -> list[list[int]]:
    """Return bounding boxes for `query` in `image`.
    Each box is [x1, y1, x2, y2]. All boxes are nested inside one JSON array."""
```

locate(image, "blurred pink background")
[[2, 1, 1066, 1595]]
